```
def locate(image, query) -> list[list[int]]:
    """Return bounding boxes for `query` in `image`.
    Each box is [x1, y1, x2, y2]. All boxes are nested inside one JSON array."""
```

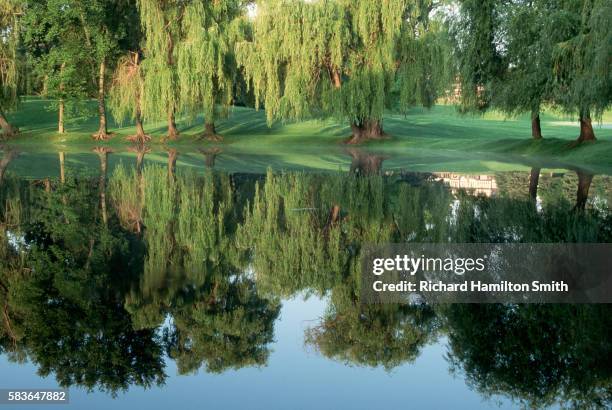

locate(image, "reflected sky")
[[0, 295, 516, 410]]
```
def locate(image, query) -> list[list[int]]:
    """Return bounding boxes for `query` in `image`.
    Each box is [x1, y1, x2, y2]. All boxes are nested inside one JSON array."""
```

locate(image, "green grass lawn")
[[2, 97, 612, 175]]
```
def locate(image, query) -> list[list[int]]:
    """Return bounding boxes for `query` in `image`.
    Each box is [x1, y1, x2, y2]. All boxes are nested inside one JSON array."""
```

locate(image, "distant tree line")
[[0, 0, 610, 143]]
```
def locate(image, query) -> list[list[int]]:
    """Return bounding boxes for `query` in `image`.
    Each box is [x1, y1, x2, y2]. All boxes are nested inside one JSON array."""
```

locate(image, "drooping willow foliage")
[[452, 0, 612, 140], [109, 53, 145, 127], [175, 0, 244, 135], [0, 0, 21, 135], [237, 171, 348, 297], [550, 0, 612, 120], [136, 0, 244, 139], [237, 0, 450, 139], [112, 165, 281, 374], [136, 0, 182, 130]]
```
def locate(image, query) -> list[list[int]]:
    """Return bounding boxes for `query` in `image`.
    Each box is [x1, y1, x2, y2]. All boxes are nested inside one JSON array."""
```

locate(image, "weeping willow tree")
[[305, 281, 439, 370], [237, 170, 454, 298], [551, 0, 612, 142], [113, 166, 281, 374], [237, 0, 450, 144], [492, 0, 554, 140], [137, 0, 183, 140], [451, 0, 504, 114], [109, 52, 150, 143], [442, 304, 612, 408], [0, 0, 21, 138], [236, 171, 348, 297], [176, 0, 244, 141]]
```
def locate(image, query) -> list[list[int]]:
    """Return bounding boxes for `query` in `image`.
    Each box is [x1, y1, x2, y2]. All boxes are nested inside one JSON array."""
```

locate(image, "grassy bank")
[[2, 98, 612, 174]]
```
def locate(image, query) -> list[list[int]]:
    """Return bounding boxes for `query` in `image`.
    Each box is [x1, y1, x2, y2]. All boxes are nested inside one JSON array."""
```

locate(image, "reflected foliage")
[[442, 304, 612, 408], [0, 175, 164, 394], [0, 161, 610, 406]]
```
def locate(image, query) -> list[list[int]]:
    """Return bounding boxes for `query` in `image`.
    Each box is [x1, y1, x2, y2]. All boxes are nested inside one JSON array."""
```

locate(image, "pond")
[[0, 148, 610, 409]]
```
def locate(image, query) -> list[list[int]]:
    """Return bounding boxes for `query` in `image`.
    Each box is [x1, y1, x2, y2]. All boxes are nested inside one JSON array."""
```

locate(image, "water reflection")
[[0, 154, 610, 407]]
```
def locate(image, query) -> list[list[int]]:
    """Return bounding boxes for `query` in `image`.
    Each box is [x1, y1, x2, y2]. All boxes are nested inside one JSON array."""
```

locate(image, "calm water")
[[0, 148, 610, 409]]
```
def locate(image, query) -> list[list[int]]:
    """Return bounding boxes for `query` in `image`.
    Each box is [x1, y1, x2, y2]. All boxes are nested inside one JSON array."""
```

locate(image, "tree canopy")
[[0, 0, 21, 137], [0, 0, 610, 145], [452, 0, 612, 140], [238, 0, 450, 143]]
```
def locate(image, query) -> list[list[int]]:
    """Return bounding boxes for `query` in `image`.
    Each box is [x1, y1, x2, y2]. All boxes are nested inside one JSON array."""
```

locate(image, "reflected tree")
[[0, 174, 165, 394], [0, 148, 17, 183], [575, 171, 594, 211], [119, 166, 281, 374], [346, 148, 387, 176], [306, 277, 439, 370], [442, 304, 612, 408]]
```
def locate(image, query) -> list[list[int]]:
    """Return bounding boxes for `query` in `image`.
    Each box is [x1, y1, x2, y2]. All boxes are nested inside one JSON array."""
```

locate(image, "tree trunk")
[[127, 106, 151, 144], [126, 54, 150, 144], [92, 60, 111, 140], [58, 99, 65, 134], [531, 110, 542, 139], [167, 149, 177, 179], [347, 148, 386, 176], [0, 150, 17, 183], [59, 152, 67, 213], [331, 68, 342, 89], [96, 149, 109, 225], [136, 150, 146, 175], [323, 204, 341, 237], [58, 63, 66, 134], [574, 171, 593, 210], [577, 111, 596, 142], [167, 110, 179, 140], [165, 29, 179, 141], [200, 121, 222, 142], [528, 167, 540, 201], [200, 148, 221, 168], [346, 119, 386, 144], [0, 109, 17, 138], [59, 152, 65, 184], [135, 115, 146, 138]]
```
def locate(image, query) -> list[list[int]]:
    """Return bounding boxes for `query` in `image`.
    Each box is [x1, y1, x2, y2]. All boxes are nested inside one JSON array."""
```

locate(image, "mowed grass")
[[2, 97, 612, 174]]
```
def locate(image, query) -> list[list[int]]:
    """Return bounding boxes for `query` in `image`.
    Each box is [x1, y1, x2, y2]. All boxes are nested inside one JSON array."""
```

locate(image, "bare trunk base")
[[577, 115, 596, 143], [92, 130, 113, 141], [198, 123, 223, 142], [126, 116, 150, 144], [126, 132, 151, 145], [345, 120, 387, 145], [167, 127, 179, 141], [166, 113, 179, 141]]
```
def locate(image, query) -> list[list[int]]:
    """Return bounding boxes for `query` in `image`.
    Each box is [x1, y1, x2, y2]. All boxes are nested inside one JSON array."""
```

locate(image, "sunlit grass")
[[2, 97, 611, 175]]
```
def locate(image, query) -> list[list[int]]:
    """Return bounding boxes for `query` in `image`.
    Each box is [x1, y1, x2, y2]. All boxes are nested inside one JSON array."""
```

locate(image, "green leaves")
[[238, 0, 449, 128]]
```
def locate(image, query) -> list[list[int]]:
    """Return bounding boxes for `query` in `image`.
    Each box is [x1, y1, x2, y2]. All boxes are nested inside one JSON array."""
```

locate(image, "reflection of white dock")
[[433, 173, 498, 197]]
